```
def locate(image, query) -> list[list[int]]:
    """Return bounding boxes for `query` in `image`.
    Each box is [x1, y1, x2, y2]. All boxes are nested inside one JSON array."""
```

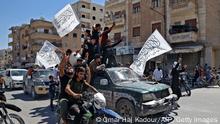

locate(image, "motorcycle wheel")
[[185, 85, 191, 96], [4, 113, 25, 124], [180, 81, 191, 96], [217, 80, 220, 87]]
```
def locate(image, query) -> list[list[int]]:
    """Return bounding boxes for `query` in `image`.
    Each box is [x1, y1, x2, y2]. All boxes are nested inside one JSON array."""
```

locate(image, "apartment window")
[[100, 9, 103, 12], [152, 0, 161, 8], [44, 29, 49, 34], [82, 5, 85, 8], [133, 2, 141, 14], [82, 15, 85, 18], [81, 24, 85, 28], [185, 19, 197, 27], [93, 7, 96, 11], [133, 27, 140, 37], [100, 19, 102, 22], [114, 33, 121, 41], [73, 33, 77, 38], [152, 22, 161, 33], [92, 16, 96, 20], [81, 34, 84, 38], [115, 11, 121, 19]]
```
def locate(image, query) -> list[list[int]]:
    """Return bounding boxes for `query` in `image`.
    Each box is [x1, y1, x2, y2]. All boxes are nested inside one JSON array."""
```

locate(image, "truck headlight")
[[168, 88, 173, 94], [142, 93, 154, 102]]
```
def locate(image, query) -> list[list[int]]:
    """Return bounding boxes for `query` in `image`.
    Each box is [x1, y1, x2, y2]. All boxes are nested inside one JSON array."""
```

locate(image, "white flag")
[[130, 30, 172, 75], [35, 52, 43, 67], [53, 4, 80, 37], [35, 41, 60, 69]]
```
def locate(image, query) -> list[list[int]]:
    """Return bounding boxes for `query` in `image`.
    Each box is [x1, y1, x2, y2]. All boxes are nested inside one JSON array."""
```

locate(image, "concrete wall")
[[204, 0, 220, 67]]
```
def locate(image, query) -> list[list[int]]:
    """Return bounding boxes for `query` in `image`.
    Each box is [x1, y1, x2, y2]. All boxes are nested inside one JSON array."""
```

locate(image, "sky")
[[0, 0, 105, 50]]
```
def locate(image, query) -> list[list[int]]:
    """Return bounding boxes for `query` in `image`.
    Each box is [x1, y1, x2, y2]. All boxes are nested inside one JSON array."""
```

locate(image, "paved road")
[[5, 89, 56, 124], [170, 86, 220, 124], [5, 86, 220, 124]]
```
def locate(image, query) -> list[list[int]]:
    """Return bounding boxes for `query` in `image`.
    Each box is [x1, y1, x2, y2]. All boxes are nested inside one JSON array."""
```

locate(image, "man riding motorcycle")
[[65, 66, 98, 124]]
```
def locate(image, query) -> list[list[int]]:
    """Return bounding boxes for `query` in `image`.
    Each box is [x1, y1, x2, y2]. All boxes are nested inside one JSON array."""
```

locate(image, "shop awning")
[[170, 45, 203, 54]]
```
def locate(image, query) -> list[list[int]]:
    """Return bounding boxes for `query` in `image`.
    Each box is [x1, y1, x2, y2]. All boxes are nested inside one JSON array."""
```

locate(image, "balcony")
[[80, 18, 91, 23], [105, 17, 125, 26], [170, 0, 188, 9], [105, 0, 125, 7], [8, 41, 13, 46], [169, 25, 198, 43], [30, 32, 61, 41], [170, 32, 198, 43], [80, 8, 91, 13]]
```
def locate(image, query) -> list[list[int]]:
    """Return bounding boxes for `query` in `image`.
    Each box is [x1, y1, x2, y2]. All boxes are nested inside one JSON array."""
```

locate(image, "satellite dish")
[[69, 52, 81, 66]]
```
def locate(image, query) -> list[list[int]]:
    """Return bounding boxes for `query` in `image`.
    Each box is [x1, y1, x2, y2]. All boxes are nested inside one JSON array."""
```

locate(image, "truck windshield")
[[36, 70, 52, 78], [108, 68, 142, 83], [11, 70, 27, 76]]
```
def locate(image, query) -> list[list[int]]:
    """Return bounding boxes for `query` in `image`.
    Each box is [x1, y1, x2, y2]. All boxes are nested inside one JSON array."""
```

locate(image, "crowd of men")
[[56, 22, 123, 124]]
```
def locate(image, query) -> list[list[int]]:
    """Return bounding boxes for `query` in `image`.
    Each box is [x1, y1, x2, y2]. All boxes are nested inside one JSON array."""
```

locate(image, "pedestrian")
[[81, 30, 91, 60], [91, 23, 102, 54], [49, 75, 58, 111], [102, 38, 122, 67], [0, 75, 6, 101], [171, 58, 183, 101], [58, 49, 74, 124], [192, 65, 199, 87], [89, 54, 105, 85], [99, 22, 115, 52], [0, 75, 5, 91], [153, 66, 163, 82]]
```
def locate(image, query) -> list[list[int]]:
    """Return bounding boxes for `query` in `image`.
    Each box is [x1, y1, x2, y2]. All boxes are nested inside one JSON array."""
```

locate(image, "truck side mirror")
[[100, 79, 108, 86]]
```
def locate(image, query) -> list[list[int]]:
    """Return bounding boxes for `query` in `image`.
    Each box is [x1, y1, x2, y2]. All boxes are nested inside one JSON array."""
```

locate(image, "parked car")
[[92, 67, 177, 117], [23, 69, 53, 99], [3, 69, 27, 89]]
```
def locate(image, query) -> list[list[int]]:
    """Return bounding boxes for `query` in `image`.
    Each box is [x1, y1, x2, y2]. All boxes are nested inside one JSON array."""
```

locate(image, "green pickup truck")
[[92, 67, 177, 117]]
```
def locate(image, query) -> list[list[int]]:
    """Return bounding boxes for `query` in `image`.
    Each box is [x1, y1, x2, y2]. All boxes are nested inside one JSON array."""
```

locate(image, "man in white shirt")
[[153, 66, 163, 82]]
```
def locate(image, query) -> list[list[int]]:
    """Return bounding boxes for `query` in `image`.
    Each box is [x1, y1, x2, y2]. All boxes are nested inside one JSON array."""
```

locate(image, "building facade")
[[0, 48, 12, 68], [105, 0, 134, 65], [167, 0, 220, 70], [9, 19, 62, 68], [114, 0, 220, 72], [62, 0, 105, 51]]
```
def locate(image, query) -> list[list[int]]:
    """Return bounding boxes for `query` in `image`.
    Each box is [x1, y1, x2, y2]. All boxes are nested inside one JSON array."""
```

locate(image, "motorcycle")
[[179, 72, 191, 96], [203, 73, 220, 87], [0, 91, 25, 124], [57, 92, 122, 124]]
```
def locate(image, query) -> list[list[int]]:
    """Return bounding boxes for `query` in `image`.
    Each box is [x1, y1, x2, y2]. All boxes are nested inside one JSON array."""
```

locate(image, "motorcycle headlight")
[[168, 88, 173, 94], [142, 93, 154, 102]]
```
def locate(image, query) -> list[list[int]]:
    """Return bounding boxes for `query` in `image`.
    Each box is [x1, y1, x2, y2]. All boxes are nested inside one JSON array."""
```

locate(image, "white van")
[[4, 69, 27, 89]]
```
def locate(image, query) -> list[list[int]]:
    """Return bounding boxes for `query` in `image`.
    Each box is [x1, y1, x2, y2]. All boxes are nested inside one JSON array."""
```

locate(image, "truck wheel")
[[116, 99, 136, 117], [31, 87, 37, 99]]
